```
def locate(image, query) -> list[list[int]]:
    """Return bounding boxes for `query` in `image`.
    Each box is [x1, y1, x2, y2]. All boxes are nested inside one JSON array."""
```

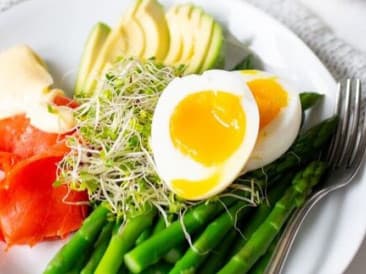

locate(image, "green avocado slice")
[[134, 0, 170, 61], [164, 4, 224, 74], [175, 4, 195, 65], [121, 0, 145, 58], [82, 1, 142, 95], [201, 21, 225, 71], [83, 28, 127, 95], [164, 6, 183, 65], [74, 22, 111, 97], [82, 0, 171, 95], [185, 10, 215, 74]]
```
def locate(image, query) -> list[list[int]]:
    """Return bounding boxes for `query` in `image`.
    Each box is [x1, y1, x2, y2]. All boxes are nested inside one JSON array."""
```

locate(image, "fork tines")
[[327, 79, 366, 169]]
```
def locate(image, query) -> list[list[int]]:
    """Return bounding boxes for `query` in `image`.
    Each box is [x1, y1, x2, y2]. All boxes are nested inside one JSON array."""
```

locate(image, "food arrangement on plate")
[[0, 0, 340, 273]]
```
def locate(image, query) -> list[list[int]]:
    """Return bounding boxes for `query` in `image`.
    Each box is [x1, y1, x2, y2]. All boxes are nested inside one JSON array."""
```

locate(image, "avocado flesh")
[[121, 0, 145, 58], [134, 0, 170, 61], [81, 0, 172, 96], [185, 12, 214, 74], [201, 22, 225, 71], [165, 4, 223, 74], [74, 22, 111, 96], [122, 18, 145, 58], [175, 5, 195, 65], [83, 0, 142, 94], [83, 28, 127, 94], [164, 6, 183, 65]]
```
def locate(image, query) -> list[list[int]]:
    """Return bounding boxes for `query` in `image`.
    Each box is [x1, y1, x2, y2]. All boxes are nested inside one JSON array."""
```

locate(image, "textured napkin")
[[1, 0, 366, 85]]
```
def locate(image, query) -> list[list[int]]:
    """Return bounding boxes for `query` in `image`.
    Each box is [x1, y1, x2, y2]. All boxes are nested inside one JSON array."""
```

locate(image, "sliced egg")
[[237, 70, 302, 171], [151, 70, 259, 200]]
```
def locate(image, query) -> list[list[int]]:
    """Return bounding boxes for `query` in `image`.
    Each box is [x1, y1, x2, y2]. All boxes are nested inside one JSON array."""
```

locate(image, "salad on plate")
[[0, 0, 338, 273]]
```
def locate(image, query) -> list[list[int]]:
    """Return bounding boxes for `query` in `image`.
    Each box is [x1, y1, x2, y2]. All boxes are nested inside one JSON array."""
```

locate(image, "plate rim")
[[0, 0, 364, 273]]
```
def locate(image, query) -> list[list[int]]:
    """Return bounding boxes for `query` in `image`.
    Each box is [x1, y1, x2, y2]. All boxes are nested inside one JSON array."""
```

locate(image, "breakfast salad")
[[0, 0, 338, 273]]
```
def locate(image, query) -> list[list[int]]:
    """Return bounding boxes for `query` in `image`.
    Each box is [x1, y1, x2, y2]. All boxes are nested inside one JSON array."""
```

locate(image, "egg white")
[[151, 70, 260, 200], [237, 70, 302, 171]]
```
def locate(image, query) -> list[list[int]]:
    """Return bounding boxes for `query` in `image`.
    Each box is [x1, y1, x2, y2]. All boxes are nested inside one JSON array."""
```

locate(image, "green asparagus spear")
[[140, 262, 173, 274], [95, 207, 157, 274], [124, 198, 236, 273], [172, 173, 294, 274], [170, 201, 251, 274], [66, 248, 92, 274], [248, 230, 283, 274], [80, 221, 115, 274], [164, 245, 187, 264], [118, 264, 129, 274], [44, 204, 109, 274], [300, 92, 324, 111], [53, 118, 335, 274], [124, 116, 336, 274], [231, 173, 293, 255], [198, 229, 238, 274], [136, 226, 153, 245], [152, 215, 187, 264], [218, 161, 327, 274], [152, 216, 168, 235], [248, 116, 337, 182]]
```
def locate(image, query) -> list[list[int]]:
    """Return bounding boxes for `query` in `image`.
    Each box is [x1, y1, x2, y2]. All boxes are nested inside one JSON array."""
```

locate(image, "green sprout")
[[57, 57, 259, 220]]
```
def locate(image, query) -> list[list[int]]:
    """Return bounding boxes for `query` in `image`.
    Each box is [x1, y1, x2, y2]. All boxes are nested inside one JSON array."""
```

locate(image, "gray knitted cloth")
[[246, 0, 366, 84]]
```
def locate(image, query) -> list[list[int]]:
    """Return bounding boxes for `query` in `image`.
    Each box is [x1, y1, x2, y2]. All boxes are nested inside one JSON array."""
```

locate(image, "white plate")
[[0, 0, 365, 273]]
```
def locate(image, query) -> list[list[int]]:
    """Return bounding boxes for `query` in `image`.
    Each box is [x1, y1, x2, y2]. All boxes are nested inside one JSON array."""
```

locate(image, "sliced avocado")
[[83, 0, 143, 94], [123, 19, 145, 58], [164, 6, 183, 65], [84, 28, 127, 93], [134, 0, 170, 61], [185, 11, 215, 74], [121, 0, 142, 19], [164, 4, 223, 74], [175, 5, 195, 64], [82, 0, 172, 95], [120, 0, 145, 58], [201, 22, 225, 71], [74, 22, 111, 96]]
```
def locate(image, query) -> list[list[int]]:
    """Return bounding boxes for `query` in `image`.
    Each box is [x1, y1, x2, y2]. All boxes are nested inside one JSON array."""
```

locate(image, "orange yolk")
[[247, 78, 288, 129], [171, 172, 220, 200], [241, 70, 259, 75], [169, 90, 246, 200], [170, 90, 246, 166]]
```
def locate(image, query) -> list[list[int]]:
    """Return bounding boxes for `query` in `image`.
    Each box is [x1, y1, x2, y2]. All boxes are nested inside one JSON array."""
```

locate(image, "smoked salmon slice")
[[0, 115, 64, 160], [0, 147, 88, 246], [0, 96, 88, 246], [0, 95, 76, 159]]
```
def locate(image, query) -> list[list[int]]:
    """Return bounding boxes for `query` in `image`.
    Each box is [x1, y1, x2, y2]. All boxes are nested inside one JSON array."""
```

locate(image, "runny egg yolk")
[[241, 70, 259, 75], [171, 172, 221, 200], [170, 90, 246, 166], [247, 78, 288, 129], [169, 91, 246, 200]]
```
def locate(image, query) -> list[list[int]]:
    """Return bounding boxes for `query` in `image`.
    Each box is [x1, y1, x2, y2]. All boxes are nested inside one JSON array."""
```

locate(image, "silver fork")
[[265, 79, 366, 274]]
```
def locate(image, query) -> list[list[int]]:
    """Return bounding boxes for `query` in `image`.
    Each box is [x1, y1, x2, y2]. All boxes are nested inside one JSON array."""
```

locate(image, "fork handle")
[[264, 189, 330, 274]]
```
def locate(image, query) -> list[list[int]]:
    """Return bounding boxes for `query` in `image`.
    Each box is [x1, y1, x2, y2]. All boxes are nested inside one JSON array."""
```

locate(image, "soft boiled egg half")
[[236, 70, 302, 171], [151, 70, 260, 200]]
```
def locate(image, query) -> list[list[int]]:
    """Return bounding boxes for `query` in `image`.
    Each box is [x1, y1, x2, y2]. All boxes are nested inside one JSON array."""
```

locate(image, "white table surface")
[[299, 1, 366, 273]]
